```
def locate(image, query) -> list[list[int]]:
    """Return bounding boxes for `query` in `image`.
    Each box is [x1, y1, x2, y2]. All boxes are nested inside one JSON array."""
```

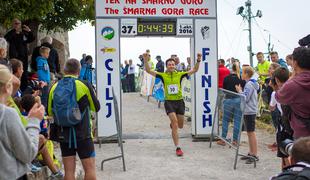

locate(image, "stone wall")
[[36, 27, 70, 73]]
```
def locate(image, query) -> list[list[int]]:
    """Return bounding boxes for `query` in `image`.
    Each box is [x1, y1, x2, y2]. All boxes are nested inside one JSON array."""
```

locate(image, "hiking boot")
[[50, 170, 64, 179], [245, 155, 259, 164], [176, 147, 184, 156]]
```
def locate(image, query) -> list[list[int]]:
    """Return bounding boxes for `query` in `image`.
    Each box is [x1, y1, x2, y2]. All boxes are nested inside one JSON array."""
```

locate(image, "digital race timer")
[[137, 21, 176, 36]]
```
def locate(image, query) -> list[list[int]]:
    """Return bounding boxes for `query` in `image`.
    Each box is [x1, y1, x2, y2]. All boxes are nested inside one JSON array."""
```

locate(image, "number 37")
[[122, 25, 133, 34]]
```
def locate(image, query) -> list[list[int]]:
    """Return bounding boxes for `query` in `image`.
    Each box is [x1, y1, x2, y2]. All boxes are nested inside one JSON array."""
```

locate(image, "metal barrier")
[[209, 88, 257, 169], [100, 87, 126, 172]]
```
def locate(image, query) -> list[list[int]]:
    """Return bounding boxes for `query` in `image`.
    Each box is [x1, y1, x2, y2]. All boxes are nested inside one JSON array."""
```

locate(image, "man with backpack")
[[271, 137, 310, 180], [48, 58, 100, 180]]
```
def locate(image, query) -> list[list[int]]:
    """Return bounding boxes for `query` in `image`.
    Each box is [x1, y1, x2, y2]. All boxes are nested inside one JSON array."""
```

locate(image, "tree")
[[0, 0, 94, 31]]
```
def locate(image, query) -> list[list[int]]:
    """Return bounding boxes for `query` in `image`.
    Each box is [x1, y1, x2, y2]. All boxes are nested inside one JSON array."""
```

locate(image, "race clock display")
[[137, 21, 176, 36]]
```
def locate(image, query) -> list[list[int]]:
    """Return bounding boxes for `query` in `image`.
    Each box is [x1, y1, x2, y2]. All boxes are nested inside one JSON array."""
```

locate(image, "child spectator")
[[270, 67, 291, 169], [10, 58, 24, 79], [265, 63, 281, 151], [10, 58, 23, 97], [235, 66, 259, 164], [20, 95, 48, 136], [285, 54, 295, 77], [36, 46, 50, 109], [20, 94, 63, 178]]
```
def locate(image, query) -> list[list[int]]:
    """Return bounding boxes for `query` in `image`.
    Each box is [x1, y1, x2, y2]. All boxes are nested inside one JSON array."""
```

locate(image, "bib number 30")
[[168, 84, 178, 95]]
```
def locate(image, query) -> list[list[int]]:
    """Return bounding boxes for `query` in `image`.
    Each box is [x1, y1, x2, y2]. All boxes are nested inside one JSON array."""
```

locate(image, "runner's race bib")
[[168, 84, 178, 95]]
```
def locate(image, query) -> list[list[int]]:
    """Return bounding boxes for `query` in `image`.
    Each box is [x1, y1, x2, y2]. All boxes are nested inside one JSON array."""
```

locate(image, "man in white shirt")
[[128, 59, 136, 92]]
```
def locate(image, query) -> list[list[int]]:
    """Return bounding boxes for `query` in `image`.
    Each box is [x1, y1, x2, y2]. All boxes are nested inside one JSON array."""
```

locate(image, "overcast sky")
[[69, 0, 310, 67]]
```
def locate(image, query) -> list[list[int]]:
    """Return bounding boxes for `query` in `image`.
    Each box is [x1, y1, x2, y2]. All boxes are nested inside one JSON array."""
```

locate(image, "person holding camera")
[[269, 67, 293, 169], [5, 18, 35, 92], [271, 137, 310, 180], [275, 47, 310, 139]]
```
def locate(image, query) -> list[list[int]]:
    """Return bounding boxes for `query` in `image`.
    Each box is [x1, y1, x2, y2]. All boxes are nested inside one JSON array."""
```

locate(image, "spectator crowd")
[[0, 18, 99, 180], [217, 34, 310, 178]]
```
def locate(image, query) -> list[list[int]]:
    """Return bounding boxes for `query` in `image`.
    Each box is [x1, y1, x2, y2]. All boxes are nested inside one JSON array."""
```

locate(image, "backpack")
[[272, 166, 310, 180], [52, 77, 82, 127]]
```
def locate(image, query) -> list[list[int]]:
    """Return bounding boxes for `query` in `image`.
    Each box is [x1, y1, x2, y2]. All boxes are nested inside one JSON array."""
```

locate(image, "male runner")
[[143, 53, 201, 156]]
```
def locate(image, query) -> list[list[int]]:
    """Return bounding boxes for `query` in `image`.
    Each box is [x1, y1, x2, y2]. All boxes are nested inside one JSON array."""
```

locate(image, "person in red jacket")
[[218, 59, 230, 88]]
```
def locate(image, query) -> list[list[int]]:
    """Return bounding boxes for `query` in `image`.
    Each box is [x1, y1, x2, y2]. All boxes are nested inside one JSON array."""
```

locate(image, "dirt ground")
[[94, 93, 281, 180]]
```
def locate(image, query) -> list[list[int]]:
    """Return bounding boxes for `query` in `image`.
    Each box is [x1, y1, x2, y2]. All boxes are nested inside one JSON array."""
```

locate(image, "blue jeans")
[[221, 98, 242, 141]]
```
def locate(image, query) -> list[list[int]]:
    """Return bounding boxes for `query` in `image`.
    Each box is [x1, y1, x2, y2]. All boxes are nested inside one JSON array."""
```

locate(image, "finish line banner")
[[96, 19, 120, 137], [96, 0, 216, 18]]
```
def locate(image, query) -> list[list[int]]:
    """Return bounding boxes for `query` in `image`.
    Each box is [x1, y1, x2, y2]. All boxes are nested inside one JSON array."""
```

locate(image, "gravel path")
[[95, 93, 280, 180]]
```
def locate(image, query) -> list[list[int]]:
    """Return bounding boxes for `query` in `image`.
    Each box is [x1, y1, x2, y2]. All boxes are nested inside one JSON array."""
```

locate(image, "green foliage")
[[0, 0, 94, 31], [258, 113, 272, 124]]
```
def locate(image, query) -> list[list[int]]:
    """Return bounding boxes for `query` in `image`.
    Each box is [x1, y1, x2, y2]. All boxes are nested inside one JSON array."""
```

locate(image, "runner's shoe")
[[50, 170, 64, 179], [176, 147, 184, 156], [31, 164, 41, 173]]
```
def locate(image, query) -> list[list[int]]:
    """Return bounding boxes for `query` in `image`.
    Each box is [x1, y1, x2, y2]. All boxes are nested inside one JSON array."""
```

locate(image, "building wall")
[[36, 27, 70, 73]]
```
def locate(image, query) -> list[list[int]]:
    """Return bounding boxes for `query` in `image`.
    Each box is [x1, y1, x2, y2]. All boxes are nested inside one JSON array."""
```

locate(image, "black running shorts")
[[243, 114, 256, 132], [60, 138, 95, 159], [164, 99, 185, 115]]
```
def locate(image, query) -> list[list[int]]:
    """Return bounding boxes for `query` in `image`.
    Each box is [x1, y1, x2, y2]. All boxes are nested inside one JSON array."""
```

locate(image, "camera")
[[270, 77, 277, 86], [28, 80, 43, 91], [299, 34, 310, 47], [279, 139, 294, 157]]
